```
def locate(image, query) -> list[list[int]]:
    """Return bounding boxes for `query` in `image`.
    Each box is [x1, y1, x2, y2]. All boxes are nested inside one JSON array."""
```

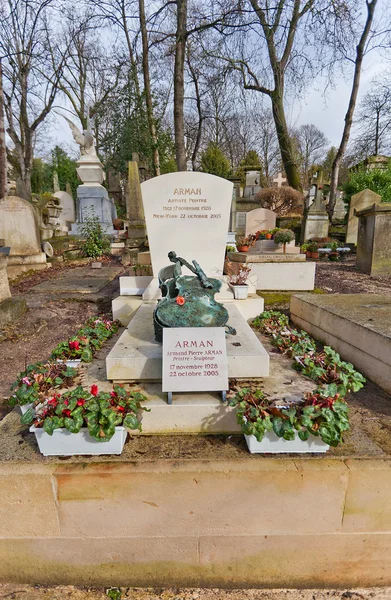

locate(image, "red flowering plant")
[[229, 387, 350, 447], [21, 384, 148, 442], [51, 337, 93, 362], [9, 361, 77, 408], [50, 316, 120, 363]]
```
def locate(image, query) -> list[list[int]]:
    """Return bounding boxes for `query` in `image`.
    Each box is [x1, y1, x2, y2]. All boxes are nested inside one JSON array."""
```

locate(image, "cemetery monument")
[[62, 115, 115, 234]]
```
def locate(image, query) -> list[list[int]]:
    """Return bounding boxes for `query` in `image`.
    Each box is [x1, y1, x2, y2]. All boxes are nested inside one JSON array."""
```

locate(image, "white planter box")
[[229, 284, 249, 300], [244, 431, 329, 454], [30, 426, 127, 456]]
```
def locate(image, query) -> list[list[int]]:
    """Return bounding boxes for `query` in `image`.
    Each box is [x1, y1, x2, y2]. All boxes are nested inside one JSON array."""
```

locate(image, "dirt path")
[[0, 586, 390, 599], [315, 256, 391, 295]]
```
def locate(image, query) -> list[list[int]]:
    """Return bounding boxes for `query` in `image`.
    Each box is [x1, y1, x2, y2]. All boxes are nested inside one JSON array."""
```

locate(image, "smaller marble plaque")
[[162, 327, 228, 393]]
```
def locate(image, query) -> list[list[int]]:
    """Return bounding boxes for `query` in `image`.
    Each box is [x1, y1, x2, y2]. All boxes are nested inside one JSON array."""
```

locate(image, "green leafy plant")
[[294, 346, 366, 396], [50, 317, 119, 363], [252, 310, 289, 333], [9, 362, 77, 407], [273, 228, 295, 252], [22, 384, 148, 442], [229, 388, 350, 447], [79, 210, 111, 258]]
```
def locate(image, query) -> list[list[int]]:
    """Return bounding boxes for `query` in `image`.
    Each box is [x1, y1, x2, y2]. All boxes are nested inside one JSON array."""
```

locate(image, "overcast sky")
[[49, 23, 388, 159]]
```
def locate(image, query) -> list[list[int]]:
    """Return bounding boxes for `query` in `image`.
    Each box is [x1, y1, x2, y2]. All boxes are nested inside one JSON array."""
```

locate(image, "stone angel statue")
[[60, 114, 97, 157]]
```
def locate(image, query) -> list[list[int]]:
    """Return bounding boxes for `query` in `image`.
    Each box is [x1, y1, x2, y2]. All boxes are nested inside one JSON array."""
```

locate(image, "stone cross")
[[309, 169, 328, 214], [273, 172, 287, 188]]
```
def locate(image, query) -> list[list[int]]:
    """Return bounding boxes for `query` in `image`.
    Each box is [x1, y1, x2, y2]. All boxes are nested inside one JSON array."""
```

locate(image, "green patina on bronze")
[[153, 251, 236, 342]]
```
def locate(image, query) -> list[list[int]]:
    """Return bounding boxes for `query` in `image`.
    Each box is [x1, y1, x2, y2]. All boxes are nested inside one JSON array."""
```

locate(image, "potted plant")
[[226, 259, 252, 299], [229, 387, 349, 453], [265, 230, 272, 239], [328, 242, 339, 261], [236, 235, 254, 252], [21, 384, 148, 456], [9, 361, 77, 414], [273, 228, 295, 253], [308, 242, 319, 259]]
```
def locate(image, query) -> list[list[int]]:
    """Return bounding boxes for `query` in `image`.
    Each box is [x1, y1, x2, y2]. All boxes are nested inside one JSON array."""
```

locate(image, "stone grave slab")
[[31, 266, 122, 294], [245, 208, 276, 236], [229, 252, 315, 291], [141, 172, 233, 277], [106, 303, 269, 381], [291, 293, 391, 394]]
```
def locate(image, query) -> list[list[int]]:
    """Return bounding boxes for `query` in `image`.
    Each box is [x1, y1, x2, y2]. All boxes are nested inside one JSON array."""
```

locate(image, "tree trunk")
[[0, 60, 7, 200], [271, 90, 302, 191], [187, 46, 203, 170], [139, 0, 160, 176], [174, 0, 187, 171], [328, 0, 378, 221]]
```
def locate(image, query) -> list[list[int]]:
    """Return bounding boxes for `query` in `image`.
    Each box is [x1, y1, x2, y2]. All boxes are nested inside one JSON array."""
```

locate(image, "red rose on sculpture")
[[176, 296, 185, 306], [90, 384, 99, 396]]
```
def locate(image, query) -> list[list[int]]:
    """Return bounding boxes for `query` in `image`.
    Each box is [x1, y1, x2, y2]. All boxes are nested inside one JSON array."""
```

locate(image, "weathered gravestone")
[[53, 191, 75, 228], [245, 208, 276, 236], [0, 196, 47, 278], [346, 189, 381, 245], [356, 203, 391, 275], [141, 172, 233, 277]]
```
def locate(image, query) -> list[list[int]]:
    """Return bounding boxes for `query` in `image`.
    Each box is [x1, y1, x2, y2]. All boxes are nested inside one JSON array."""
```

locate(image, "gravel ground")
[[0, 586, 390, 599]]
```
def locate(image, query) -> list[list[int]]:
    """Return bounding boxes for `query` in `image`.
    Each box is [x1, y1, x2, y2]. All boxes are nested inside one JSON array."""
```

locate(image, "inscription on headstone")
[[162, 327, 228, 393], [142, 172, 233, 276]]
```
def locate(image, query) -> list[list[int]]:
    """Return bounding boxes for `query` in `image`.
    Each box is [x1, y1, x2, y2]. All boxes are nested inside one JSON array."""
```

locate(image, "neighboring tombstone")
[[346, 189, 381, 245], [303, 170, 329, 241], [125, 158, 146, 248], [243, 170, 262, 199], [141, 172, 233, 276], [356, 203, 391, 275], [0, 254, 11, 301], [0, 253, 27, 326], [272, 172, 287, 188], [0, 196, 47, 278], [245, 208, 277, 236], [333, 190, 347, 221], [53, 172, 60, 193], [53, 191, 75, 226]]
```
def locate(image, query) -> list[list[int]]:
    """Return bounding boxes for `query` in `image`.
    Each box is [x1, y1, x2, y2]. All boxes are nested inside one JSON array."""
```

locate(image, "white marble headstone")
[[245, 208, 276, 236], [0, 196, 41, 255], [141, 172, 233, 276], [53, 191, 75, 223]]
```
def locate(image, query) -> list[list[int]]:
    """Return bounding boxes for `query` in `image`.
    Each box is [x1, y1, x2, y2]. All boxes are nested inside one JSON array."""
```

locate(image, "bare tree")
[[0, 0, 72, 199], [352, 76, 391, 158], [294, 124, 329, 185], [328, 0, 379, 220], [0, 60, 6, 199], [58, 15, 122, 133], [139, 0, 160, 175]]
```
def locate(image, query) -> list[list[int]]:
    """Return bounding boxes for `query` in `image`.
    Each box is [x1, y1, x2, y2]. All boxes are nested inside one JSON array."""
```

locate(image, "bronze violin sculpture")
[[153, 251, 236, 342]]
